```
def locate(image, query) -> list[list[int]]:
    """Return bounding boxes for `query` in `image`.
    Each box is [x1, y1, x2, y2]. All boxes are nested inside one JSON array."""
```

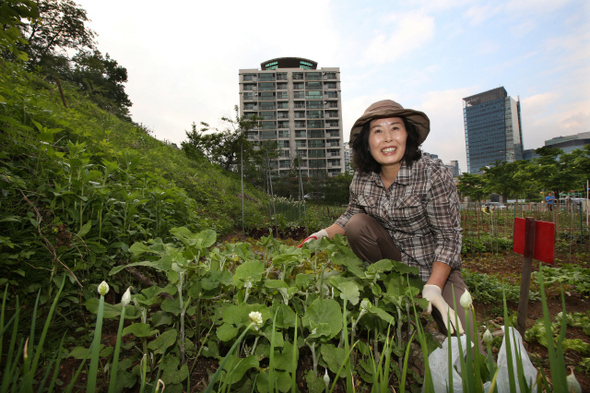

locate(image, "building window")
[[308, 130, 325, 139], [306, 91, 323, 100], [307, 120, 324, 128], [277, 102, 288, 109], [309, 149, 326, 158], [244, 103, 256, 110], [277, 82, 287, 90], [309, 139, 326, 148], [277, 112, 289, 119], [294, 120, 306, 128], [261, 121, 276, 130], [259, 82, 276, 91], [294, 111, 305, 118], [277, 73, 287, 80], [260, 111, 276, 120], [261, 130, 277, 139], [293, 82, 304, 90], [293, 72, 304, 80], [307, 110, 323, 119], [306, 81, 322, 90], [280, 159, 290, 168], [259, 102, 275, 110], [278, 140, 290, 148], [277, 121, 289, 128], [277, 92, 288, 100], [258, 73, 275, 81], [259, 92, 275, 100], [278, 130, 289, 138], [306, 101, 323, 109], [296, 140, 306, 148], [295, 130, 306, 138], [305, 72, 322, 80], [324, 72, 337, 79], [324, 82, 337, 89]]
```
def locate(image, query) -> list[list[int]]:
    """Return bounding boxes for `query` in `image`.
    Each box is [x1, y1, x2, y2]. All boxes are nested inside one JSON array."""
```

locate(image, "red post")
[[517, 218, 535, 337]]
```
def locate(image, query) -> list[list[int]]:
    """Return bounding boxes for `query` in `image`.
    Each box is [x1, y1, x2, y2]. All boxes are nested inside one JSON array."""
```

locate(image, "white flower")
[[249, 311, 264, 330], [567, 367, 582, 393], [460, 290, 473, 309], [323, 368, 330, 387], [121, 287, 132, 307], [483, 328, 493, 346], [98, 281, 110, 296]]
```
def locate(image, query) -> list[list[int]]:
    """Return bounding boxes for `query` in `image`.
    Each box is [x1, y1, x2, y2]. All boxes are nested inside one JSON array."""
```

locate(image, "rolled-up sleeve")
[[426, 167, 462, 270]]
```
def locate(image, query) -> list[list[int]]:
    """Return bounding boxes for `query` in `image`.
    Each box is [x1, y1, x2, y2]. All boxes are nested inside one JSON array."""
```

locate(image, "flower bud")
[[460, 290, 472, 309], [323, 368, 330, 387], [121, 287, 132, 307], [98, 281, 109, 296], [567, 367, 582, 393], [483, 328, 493, 346]]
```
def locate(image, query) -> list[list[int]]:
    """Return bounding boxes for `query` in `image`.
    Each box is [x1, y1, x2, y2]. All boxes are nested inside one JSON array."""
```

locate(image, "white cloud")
[[464, 3, 503, 25], [362, 12, 435, 65]]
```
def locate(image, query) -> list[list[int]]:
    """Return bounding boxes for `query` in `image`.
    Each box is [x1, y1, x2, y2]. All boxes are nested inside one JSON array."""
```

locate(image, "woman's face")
[[368, 117, 407, 170]]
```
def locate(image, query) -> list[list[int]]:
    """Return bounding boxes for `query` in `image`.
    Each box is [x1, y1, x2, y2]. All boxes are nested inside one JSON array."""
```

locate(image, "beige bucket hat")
[[349, 100, 430, 145]]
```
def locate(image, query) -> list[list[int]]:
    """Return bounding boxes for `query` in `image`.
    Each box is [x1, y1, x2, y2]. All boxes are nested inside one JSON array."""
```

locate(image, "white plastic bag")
[[490, 326, 537, 393], [423, 327, 537, 393], [423, 335, 473, 393]]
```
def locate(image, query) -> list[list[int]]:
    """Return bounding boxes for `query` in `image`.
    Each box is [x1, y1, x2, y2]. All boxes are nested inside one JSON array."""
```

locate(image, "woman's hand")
[[297, 229, 328, 248], [422, 284, 465, 335]]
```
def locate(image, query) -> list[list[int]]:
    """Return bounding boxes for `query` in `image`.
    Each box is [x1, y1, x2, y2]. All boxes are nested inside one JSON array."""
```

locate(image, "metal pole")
[[241, 142, 245, 233]]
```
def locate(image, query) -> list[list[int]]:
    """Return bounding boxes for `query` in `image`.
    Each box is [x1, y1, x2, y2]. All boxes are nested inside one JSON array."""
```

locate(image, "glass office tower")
[[239, 57, 344, 178], [463, 87, 524, 174]]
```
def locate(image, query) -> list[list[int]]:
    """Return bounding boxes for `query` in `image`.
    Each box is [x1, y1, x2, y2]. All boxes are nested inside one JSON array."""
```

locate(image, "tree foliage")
[[70, 49, 132, 116], [181, 107, 278, 179], [0, 0, 38, 61], [458, 146, 590, 202], [17, 0, 96, 68]]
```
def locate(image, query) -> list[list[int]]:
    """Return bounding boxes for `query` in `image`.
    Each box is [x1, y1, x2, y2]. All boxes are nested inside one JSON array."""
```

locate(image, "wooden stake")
[[517, 217, 535, 337]]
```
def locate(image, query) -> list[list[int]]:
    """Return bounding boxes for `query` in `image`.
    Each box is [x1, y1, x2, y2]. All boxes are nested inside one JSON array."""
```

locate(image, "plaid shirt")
[[335, 156, 462, 281]]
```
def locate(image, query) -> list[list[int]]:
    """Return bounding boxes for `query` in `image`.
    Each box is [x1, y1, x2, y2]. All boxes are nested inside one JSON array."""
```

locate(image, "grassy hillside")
[[0, 60, 266, 297]]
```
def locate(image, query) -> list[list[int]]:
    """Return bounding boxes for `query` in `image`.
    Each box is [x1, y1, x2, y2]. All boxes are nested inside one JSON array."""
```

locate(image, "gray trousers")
[[345, 213, 475, 338]]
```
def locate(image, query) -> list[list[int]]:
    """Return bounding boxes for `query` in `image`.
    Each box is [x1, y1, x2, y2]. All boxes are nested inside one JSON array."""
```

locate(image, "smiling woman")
[[299, 99, 479, 346]]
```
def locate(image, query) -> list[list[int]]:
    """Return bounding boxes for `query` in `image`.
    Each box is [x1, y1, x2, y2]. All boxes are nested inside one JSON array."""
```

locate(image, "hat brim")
[[350, 108, 430, 145]]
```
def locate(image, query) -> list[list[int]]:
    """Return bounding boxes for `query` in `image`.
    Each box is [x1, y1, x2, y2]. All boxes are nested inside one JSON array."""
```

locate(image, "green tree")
[[0, 0, 38, 61], [17, 0, 96, 69], [457, 172, 486, 204], [70, 49, 132, 117], [181, 107, 277, 179]]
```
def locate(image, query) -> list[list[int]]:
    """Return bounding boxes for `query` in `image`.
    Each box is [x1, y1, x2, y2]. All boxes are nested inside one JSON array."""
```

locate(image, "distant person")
[[546, 193, 555, 211], [298, 100, 473, 338]]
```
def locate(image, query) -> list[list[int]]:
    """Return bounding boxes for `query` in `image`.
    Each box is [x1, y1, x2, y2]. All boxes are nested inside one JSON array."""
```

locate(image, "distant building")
[[544, 131, 590, 154], [343, 142, 353, 173], [446, 160, 460, 177], [238, 57, 344, 178], [463, 87, 524, 173]]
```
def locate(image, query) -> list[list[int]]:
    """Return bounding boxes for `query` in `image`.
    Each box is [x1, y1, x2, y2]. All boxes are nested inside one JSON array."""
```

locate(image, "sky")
[[77, 0, 590, 173]]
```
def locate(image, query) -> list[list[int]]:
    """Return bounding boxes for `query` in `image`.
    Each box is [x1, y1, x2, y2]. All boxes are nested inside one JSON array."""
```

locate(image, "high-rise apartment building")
[[239, 57, 344, 177], [463, 87, 524, 174]]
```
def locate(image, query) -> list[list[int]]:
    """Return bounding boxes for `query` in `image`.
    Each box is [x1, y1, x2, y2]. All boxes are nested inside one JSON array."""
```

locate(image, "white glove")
[[422, 284, 465, 335], [297, 229, 328, 248]]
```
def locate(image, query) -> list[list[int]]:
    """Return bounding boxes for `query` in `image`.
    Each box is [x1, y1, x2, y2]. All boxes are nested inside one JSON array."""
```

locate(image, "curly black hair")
[[351, 117, 423, 174]]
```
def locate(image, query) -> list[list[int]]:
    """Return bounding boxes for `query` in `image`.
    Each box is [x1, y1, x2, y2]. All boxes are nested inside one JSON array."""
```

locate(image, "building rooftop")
[[260, 57, 317, 70], [463, 87, 508, 106]]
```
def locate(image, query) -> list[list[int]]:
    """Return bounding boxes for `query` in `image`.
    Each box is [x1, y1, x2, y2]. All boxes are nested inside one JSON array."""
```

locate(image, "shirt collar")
[[369, 160, 413, 187]]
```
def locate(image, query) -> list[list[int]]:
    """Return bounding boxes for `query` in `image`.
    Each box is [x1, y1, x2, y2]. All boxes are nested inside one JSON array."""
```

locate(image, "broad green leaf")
[[273, 341, 298, 372], [256, 369, 292, 393], [108, 256, 172, 275], [264, 279, 289, 289], [122, 323, 158, 338], [147, 329, 178, 354], [86, 298, 137, 319], [295, 273, 315, 289], [272, 303, 297, 329], [337, 280, 360, 306], [160, 354, 188, 385], [367, 304, 395, 325], [233, 260, 265, 288], [217, 323, 239, 342], [321, 343, 346, 375], [76, 221, 92, 238], [161, 296, 182, 315], [305, 369, 326, 393], [222, 354, 259, 384], [68, 346, 91, 359], [128, 242, 155, 255], [302, 298, 342, 339]]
